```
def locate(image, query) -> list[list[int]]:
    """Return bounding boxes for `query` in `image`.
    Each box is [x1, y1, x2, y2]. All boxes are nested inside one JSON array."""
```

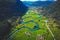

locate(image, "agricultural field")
[[8, 7, 60, 40]]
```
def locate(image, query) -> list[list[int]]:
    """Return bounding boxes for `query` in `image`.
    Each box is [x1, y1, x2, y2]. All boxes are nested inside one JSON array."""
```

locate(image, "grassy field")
[[8, 7, 59, 40]]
